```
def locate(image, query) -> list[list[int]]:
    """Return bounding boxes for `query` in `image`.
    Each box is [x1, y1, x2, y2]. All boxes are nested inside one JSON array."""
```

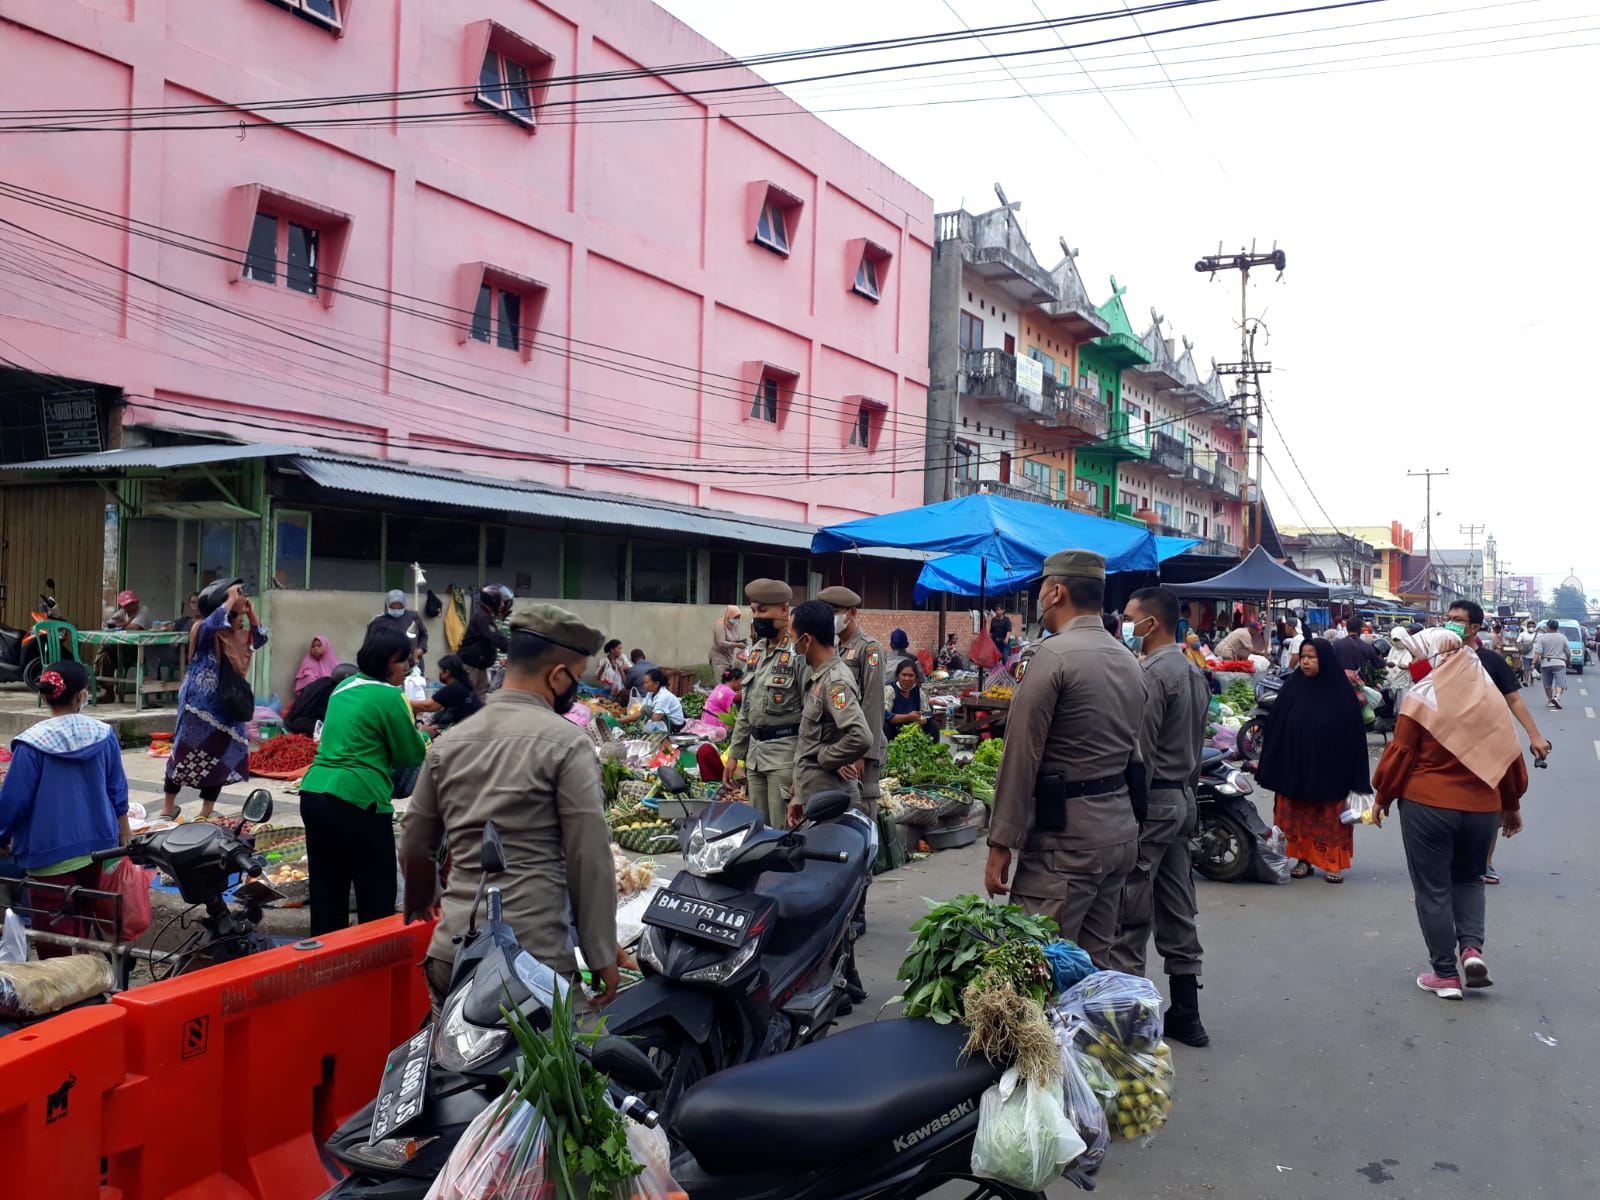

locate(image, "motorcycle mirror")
[[589, 1035, 665, 1094], [803, 790, 852, 823], [241, 788, 274, 823], [481, 820, 506, 874], [656, 764, 690, 795]]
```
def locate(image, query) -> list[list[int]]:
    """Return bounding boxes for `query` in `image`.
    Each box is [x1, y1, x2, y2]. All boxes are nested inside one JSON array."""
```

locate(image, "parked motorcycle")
[[0, 790, 278, 1036], [604, 788, 875, 1115], [668, 1013, 1076, 1199], [0, 577, 58, 690], [1191, 748, 1270, 882], [320, 820, 663, 1198]]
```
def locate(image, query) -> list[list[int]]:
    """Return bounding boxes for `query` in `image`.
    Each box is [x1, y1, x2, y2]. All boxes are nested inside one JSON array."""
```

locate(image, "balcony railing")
[[962, 349, 1059, 419], [1057, 387, 1109, 439], [1107, 409, 1150, 457], [1185, 456, 1216, 489], [954, 476, 1082, 510], [1151, 432, 1187, 475], [1215, 463, 1241, 497]]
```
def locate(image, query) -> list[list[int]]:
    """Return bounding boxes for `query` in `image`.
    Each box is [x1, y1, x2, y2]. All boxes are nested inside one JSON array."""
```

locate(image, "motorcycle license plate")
[[643, 888, 754, 947], [368, 1023, 433, 1144]]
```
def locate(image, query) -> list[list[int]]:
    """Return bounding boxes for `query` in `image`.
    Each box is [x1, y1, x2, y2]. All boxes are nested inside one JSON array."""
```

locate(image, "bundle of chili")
[[249, 734, 318, 774]]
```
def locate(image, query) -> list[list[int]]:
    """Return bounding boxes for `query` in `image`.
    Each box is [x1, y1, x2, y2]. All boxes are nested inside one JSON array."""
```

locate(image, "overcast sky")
[[657, 0, 1600, 602]]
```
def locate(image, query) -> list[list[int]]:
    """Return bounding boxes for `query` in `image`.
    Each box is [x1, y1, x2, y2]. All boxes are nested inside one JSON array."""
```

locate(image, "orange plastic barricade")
[[0, 1005, 128, 1200], [104, 916, 433, 1200]]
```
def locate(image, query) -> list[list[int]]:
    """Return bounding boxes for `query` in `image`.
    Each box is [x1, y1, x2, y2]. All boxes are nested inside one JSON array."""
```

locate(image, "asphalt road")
[[845, 689, 1597, 1199]]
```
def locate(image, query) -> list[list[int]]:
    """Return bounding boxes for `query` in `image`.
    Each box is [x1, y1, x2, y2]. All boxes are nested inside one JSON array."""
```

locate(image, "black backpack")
[[424, 588, 443, 619]]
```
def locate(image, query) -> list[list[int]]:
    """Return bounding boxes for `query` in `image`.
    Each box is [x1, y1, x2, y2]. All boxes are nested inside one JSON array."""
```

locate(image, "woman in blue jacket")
[[0, 660, 129, 957]]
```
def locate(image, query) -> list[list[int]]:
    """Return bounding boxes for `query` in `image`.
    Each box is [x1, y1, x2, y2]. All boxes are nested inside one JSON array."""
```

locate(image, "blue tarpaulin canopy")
[[911, 536, 1200, 603], [813, 493, 1162, 576]]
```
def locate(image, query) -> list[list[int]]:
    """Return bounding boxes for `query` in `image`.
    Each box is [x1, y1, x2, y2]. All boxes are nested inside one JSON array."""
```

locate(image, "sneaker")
[[1417, 972, 1464, 1000], [1461, 948, 1493, 988], [1553, 696, 1563, 709]]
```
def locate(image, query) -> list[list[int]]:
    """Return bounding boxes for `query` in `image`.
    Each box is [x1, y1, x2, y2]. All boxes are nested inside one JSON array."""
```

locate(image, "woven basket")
[[894, 791, 946, 828], [617, 780, 657, 805]]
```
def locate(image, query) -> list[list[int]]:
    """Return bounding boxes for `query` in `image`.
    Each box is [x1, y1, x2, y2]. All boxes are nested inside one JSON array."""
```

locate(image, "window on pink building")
[[470, 23, 555, 131], [751, 376, 780, 423], [268, 0, 342, 33], [848, 406, 872, 448], [756, 202, 789, 255], [849, 239, 892, 303], [471, 284, 522, 351], [243, 212, 320, 295]]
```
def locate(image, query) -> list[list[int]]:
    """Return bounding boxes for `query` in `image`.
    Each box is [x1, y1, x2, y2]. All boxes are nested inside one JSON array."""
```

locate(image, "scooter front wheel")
[[1235, 717, 1266, 761], [630, 1021, 715, 1124], [1191, 810, 1253, 883], [22, 657, 42, 692]]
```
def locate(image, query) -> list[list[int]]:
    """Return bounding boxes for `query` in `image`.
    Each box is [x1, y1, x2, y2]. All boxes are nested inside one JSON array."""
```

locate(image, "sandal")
[[1324, 871, 1344, 884], [1290, 861, 1313, 879], [159, 804, 182, 821]]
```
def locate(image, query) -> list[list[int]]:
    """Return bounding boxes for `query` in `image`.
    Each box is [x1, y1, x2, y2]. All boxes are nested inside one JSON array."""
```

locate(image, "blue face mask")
[[1122, 621, 1143, 653]]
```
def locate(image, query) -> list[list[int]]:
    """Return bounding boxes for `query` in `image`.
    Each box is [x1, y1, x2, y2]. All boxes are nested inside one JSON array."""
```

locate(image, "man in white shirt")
[[1280, 618, 1305, 670], [1532, 620, 1571, 709], [1514, 621, 1538, 688]]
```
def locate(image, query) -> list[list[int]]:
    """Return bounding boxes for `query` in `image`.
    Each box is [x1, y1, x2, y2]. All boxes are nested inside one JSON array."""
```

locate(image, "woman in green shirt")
[[300, 624, 426, 935]]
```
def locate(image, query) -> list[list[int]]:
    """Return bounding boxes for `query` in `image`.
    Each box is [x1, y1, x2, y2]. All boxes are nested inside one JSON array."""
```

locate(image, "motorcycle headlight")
[[680, 938, 760, 985], [344, 1135, 437, 1170], [432, 986, 508, 1073], [1226, 771, 1255, 795], [1214, 784, 1239, 797], [684, 822, 752, 877]]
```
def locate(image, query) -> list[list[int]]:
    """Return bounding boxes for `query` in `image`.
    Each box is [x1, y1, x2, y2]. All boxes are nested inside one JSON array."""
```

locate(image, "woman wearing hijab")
[[159, 580, 268, 820], [366, 589, 428, 666], [709, 605, 745, 679], [294, 635, 340, 697], [1254, 637, 1372, 883], [1374, 628, 1529, 999]]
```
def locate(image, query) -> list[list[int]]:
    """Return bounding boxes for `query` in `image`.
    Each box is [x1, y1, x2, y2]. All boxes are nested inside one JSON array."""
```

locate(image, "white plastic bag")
[[403, 667, 428, 703], [971, 1065, 1085, 1190], [1, 908, 25, 963], [1339, 791, 1378, 826]]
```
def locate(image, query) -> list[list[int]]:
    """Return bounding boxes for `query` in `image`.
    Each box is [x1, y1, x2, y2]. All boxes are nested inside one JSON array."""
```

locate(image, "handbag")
[[391, 765, 421, 800], [107, 857, 153, 941], [215, 648, 255, 724]]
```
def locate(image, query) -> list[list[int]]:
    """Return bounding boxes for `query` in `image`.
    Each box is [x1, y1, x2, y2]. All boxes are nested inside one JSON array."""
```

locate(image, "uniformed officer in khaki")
[[788, 599, 875, 826], [1108, 586, 1211, 1046], [400, 605, 621, 1014], [817, 585, 886, 819], [985, 550, 1147, 968], [727, 579, 809, 829]]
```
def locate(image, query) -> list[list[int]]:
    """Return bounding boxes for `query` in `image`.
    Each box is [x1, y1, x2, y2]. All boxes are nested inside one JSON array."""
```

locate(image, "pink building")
[[0, 0, 933, 688]]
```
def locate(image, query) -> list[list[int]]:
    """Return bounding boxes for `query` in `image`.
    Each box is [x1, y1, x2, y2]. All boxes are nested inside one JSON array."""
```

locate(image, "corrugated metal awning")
[[3, 442, 309, 471], [291, 455, 926, 560]]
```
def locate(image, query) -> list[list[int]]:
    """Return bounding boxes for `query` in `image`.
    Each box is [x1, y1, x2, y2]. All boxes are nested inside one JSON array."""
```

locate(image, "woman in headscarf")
[[294, 635, 340, 697], [366, 589, 427, 667], [1373, 628, 1528, 999], [1182, 631, 1211, 670], [1253, 637, 1372, 883], [159, 579, 268, 820], [709, 605, 745, 679]]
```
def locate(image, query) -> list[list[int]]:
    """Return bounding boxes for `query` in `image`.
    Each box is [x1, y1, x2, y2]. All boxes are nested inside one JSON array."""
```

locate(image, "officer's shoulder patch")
[[748, 649, 762, 669], [829, 684, 850, 710], [867, 650, 880, 668]]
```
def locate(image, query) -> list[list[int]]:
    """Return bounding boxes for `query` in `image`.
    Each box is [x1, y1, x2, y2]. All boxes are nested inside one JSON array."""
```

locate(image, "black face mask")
[[751, 617, 779, 641], [551, 668, 581, 716]]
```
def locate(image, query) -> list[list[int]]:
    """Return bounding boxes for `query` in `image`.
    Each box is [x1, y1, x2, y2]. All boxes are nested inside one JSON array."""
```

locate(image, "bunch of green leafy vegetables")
[[958, 736, 1004, 805], [885, 725, 959, 787], [890, 894, 1059, 1024], [492, 985, 641, 1200], [1222, 678, 1256, 714]]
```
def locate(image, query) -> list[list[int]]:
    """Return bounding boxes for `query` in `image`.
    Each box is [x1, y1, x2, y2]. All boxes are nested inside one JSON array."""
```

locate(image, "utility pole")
[[1408, 467, 1449, 612], [1458, 523, 1484, 605], [1195, 245, 1285, 552]]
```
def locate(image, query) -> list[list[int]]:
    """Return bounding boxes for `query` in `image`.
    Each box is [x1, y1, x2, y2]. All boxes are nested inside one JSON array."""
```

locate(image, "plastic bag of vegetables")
[[1055, 1022, 1110, 1171], [1060, 971, 1164, 1052], [1069, 1027, 1175, 1143], [970, 1065, 1086, 1190]]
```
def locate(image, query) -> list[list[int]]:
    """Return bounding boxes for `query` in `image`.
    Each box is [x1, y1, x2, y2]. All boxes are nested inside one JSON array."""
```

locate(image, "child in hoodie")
[[0, 660, 130, 957]]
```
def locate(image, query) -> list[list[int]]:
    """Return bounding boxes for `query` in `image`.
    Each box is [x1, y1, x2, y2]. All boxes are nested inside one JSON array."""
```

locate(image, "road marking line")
[[1588, 708, 1596, 720], [1594, 740, 1600, 764], [1582, 688, 1590, 696]]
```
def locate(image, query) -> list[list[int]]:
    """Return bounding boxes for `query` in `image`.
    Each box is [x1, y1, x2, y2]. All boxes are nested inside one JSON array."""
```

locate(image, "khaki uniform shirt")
[[989, 614, 1147, 852], [839, 629, 887, 765], [400, 689, 616, 975], [793, 655, 875, 802], [727, 634, 809, 773], [1138, 643, 1210, 792]]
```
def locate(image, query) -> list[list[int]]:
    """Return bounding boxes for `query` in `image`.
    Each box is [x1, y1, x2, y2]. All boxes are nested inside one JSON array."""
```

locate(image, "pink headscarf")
[[295, 635, 340, 692]]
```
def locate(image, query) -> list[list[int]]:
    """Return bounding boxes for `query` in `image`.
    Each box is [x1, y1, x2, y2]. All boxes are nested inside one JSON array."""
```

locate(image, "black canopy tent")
[[1166, 545, 1331, 601]]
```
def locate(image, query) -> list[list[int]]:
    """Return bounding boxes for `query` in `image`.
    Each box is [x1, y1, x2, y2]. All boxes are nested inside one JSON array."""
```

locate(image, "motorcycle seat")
[[1200, 746, 1226, 764], [756, 823, 864, 924], [672, 1017, 999, 1175]]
